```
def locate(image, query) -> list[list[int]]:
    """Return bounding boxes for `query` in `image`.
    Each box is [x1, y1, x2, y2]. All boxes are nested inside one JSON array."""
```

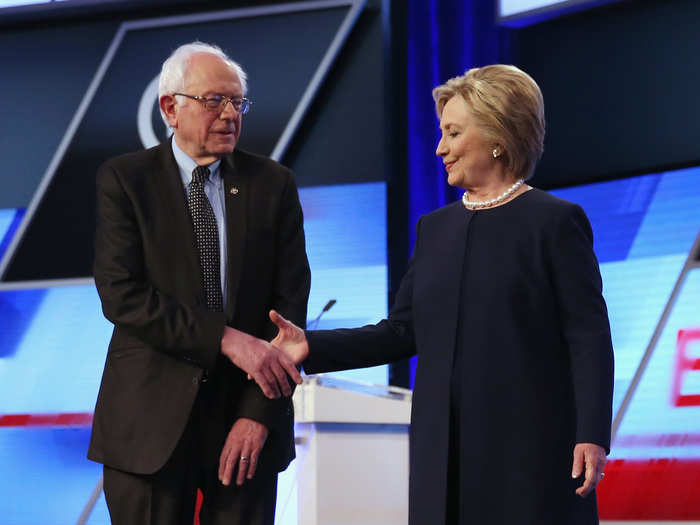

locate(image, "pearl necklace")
[[462, 179, 525, 209]]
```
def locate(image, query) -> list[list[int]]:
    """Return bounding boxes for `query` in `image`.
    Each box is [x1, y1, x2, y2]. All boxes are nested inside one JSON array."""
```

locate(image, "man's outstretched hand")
[[269, 310, 309, 364], [220, 326, 302, 398]]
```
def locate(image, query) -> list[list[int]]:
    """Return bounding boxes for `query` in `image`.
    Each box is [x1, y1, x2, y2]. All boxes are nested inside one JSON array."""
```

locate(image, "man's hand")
[[218, 418, 268, 486], [269, 310, 309, 364], [572, 442, 607, 497], [220, 326, 302, 398]]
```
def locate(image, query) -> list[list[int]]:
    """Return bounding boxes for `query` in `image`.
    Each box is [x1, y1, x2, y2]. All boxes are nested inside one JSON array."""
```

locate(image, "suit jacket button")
[[192, 376, 199, 385]]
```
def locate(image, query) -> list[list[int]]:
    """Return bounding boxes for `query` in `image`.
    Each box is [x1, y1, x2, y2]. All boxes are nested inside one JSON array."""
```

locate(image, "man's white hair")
[[158, 41, 248, 122]]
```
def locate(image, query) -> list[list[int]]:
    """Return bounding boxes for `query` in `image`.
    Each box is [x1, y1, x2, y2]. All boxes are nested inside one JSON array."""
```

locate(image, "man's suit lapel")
[[221, 153, 247, 321], [155, 141, 203, 301], [155, 141, 248, 319]]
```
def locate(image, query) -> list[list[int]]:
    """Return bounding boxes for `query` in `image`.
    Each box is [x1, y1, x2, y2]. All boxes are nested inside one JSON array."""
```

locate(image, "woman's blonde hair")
[[433, 64, 545, 180]]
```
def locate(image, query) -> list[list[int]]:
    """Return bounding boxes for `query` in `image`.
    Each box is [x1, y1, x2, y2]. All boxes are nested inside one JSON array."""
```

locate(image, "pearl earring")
[[493, 148, 501, 159]]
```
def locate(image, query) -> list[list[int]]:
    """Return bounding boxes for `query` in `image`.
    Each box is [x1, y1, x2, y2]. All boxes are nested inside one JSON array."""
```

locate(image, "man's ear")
[[159, 94, 178, 128]]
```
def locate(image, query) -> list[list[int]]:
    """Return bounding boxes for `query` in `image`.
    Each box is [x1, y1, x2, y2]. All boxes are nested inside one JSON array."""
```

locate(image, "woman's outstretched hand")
[[269, 309, 310, 364]]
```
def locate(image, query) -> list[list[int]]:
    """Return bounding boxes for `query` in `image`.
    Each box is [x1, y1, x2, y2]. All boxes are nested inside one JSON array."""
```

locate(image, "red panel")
[[194, 489, 203, 525], [0, 412, 93, 427], [598, 458, 700, 520]]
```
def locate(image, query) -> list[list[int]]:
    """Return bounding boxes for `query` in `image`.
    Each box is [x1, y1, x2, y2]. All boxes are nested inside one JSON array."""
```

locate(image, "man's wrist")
[[221, 325, 238, 357]]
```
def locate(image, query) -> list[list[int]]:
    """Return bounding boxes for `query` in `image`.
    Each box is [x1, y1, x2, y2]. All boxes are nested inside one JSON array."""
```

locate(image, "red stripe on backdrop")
[[598, 458, 700, 520], [3, 414, 698, 521], [0, 412, 93, 427]]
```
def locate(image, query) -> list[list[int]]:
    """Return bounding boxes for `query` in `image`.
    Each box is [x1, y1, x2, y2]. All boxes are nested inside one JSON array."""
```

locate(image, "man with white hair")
[[89, 41, 310, 524]]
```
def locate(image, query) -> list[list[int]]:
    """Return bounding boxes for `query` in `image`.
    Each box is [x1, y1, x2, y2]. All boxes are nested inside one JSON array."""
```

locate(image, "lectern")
[[291, 375, 412, 525]]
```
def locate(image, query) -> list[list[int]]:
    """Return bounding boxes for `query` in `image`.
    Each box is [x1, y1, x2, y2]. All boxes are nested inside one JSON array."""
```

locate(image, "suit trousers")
[[103, 383, 278, 525]]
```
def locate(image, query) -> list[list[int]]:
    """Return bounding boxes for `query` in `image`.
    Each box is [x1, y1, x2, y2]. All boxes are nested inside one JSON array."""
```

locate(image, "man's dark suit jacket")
[[88, 140, 310, 476]]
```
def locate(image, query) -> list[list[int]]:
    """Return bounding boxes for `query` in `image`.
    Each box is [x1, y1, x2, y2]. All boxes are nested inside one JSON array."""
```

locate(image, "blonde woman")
[[273, 65, 613, 525]]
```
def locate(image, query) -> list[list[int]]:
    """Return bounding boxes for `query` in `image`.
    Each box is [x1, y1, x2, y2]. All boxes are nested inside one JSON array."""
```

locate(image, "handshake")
[[220, 310, 310, 399]]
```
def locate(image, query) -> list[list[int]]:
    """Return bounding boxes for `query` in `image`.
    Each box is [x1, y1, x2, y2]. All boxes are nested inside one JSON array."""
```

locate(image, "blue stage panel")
[[551, 166, 700, 418]]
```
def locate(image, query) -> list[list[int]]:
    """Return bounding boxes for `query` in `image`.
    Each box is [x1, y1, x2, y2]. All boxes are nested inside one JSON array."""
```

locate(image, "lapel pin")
[[230, 187, 239, 195]]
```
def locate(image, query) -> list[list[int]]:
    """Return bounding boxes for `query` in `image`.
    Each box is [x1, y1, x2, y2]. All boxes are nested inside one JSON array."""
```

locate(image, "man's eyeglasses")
[[173, 93, 252, 115]]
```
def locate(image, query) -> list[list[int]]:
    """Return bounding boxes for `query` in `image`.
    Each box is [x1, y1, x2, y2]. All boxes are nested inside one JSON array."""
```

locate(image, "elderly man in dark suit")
[[88, 41, 310, 525]]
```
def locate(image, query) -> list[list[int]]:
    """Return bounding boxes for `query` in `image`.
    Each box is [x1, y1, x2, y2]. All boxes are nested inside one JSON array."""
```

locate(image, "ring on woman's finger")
[[240, 456, 250, 462]]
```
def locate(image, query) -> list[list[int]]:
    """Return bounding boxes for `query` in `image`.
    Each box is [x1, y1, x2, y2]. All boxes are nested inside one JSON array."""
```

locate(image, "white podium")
[[292, 375, 412, 525]]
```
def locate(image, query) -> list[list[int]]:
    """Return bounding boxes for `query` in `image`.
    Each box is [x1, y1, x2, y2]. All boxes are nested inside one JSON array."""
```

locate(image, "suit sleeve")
[[232, 171, 311, 431], [303, 218, 420, 373], [549, 203, 614, 453], [93, 162, 225, 370]]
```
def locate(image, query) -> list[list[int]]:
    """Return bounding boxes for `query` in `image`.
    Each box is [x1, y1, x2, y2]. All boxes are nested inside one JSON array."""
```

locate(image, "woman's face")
[[436, 96, 496, 189]]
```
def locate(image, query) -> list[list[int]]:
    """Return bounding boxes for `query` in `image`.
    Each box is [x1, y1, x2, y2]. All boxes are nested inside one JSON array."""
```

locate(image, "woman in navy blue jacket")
[[271, 64, 614, 525]]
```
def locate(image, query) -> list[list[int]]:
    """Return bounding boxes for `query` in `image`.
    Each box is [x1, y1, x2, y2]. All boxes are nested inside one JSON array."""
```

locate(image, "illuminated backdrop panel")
[[550, 166, 700, 520]]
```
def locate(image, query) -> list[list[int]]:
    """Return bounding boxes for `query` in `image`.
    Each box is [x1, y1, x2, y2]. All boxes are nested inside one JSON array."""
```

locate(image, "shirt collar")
[[171, 136, 223, 187]]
